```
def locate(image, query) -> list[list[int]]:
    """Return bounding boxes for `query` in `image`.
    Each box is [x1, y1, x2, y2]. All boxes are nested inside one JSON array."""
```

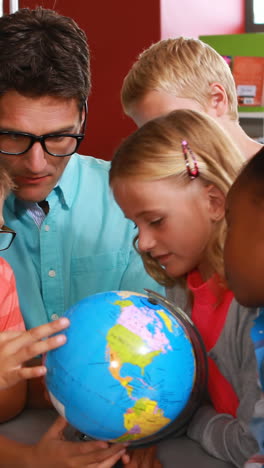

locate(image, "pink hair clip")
[[181, 140, 199, 180]]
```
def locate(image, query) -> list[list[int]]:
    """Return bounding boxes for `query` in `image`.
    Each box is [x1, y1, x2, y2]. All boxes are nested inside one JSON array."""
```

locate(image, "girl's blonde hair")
[[122, 37, 238, 121], [110, 109, 244, 287], [0, 165, 14, 200]]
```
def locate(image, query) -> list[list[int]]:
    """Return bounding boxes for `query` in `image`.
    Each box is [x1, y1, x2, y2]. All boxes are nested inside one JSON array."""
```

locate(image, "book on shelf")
[[232, 56, 264, 106]]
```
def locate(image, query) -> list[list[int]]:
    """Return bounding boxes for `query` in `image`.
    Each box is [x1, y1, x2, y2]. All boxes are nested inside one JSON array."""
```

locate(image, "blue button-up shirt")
[[249, 308, 264, 462], [2, 154, 163, 329]]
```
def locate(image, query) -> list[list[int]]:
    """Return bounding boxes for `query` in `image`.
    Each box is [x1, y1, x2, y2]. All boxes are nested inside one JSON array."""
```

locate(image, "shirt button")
[[51, 313, 59, 321], [48, 270, 56, 277], [44, 225, 50, 231]]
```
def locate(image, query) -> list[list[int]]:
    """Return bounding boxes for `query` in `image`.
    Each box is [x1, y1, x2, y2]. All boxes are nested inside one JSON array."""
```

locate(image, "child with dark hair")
[[224, 146, 264, 467]]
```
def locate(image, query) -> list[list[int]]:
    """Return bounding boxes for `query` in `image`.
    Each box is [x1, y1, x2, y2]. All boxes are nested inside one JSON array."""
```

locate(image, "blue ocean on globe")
[[45, 290, 196, 444]]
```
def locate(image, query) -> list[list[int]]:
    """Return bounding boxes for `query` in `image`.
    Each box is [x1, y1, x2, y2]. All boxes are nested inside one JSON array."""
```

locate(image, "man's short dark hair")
[[0, 7, 90, 107]]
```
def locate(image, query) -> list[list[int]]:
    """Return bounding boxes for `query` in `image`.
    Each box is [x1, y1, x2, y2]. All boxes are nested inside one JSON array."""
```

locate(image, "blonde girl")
[[110, 109, 260, 467]]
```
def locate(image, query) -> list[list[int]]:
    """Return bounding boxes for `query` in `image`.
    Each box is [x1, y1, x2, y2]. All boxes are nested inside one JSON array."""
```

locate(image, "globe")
[[45, 289, 207, 447]]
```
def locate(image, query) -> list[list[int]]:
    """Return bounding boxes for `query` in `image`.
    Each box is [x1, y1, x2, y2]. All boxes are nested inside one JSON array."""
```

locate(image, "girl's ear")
[[206, 184, 226, 222], [206, 83, 228, 118]]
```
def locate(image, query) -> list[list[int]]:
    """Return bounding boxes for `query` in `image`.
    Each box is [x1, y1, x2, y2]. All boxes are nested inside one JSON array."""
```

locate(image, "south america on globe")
[[45, 290, 207, 446]]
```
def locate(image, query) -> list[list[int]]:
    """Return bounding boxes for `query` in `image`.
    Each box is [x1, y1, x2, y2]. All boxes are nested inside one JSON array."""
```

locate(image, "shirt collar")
[[48, 155, 78, 209]]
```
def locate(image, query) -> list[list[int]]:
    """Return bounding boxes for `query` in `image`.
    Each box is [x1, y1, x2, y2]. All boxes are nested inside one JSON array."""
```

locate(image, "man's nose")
[[23, 141, 47, 173]]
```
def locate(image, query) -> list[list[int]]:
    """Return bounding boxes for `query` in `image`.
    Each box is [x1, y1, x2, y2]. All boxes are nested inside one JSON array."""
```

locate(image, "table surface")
[[0, 408, 235, 468]]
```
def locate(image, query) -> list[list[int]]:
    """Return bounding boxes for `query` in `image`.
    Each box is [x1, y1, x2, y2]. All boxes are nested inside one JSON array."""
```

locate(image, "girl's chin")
[[164, 267, 186, 279]]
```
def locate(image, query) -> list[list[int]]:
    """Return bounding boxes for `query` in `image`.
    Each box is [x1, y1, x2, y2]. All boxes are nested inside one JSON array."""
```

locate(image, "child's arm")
[[0, 416, 128, 467], [0, 317, 69, 390], [187, 404, 256, 466], [187, 302, 260, 467], [0, 381, 27, 422], [0, 318, 69, 421]]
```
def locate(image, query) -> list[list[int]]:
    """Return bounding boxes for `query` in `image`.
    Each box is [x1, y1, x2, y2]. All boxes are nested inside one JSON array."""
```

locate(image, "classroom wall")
[[19, 0, 245, 160], [160, 0, 245, 38]]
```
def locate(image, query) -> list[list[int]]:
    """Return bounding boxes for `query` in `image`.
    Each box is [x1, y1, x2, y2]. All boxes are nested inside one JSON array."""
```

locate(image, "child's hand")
[[26, 416, 128, 468], [0, 317, 69, 389], [123, 445, 162, 468]]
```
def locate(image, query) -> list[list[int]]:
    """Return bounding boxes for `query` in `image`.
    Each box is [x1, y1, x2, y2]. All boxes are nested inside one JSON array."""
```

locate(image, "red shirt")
[[188, 270, 239, 417]]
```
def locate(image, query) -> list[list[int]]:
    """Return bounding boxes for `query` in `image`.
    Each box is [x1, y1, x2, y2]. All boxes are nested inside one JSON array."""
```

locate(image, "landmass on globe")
[[105, 296, 187, 441], [114, 397, 171, 442]]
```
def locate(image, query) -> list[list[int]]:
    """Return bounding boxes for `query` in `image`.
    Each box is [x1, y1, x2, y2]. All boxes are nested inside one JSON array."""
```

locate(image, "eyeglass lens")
[[0, 133, 79, 156], [0, 231, 14, 251]]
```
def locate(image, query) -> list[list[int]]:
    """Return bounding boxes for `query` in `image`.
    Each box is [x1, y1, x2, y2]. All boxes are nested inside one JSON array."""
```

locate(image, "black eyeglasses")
[[0, 102, 88, 158], [0, 225, 16, 251]]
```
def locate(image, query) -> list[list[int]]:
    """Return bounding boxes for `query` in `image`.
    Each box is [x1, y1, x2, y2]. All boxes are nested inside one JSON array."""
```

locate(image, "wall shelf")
[[238, 108, 264, 138], [238, 106, 264, 118], [239, 112, 264, 118]]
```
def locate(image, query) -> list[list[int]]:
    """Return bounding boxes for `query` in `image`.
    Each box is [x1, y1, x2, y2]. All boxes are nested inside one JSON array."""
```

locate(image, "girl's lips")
[[153, 253, 172, 265]]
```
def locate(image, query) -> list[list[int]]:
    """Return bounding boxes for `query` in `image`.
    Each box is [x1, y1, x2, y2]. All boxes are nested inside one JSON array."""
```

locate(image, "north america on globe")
[[106, 296, 175, 440]]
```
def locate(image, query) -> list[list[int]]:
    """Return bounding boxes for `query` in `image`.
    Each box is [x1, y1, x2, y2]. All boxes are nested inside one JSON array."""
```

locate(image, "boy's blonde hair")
[[121, 37, 238, 121], [110, 109, 244, 287]]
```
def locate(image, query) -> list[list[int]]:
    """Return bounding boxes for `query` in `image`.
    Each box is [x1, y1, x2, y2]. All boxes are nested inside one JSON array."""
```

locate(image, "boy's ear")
[[206, 184, 226, 222], [206, 83, 228, 118]]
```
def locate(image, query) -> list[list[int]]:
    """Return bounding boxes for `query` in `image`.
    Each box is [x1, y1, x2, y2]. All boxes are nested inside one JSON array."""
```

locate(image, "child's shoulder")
[[251, 308, 264, 344], [0, 257, 14, 280]]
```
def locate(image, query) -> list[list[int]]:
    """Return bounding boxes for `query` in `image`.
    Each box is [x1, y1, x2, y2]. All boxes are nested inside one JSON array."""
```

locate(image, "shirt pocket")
[[70, 250, 130, 297], [71, 250, 129, 275]]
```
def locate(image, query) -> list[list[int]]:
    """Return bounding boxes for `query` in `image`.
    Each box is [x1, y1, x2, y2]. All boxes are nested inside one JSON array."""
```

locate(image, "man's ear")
[[206, 184, 226, 222], [206, 83, 229, 118], [80, 102, 88, 127]]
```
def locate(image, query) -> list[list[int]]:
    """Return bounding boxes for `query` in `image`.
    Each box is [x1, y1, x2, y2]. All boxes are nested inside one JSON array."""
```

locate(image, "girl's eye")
[[150, 218, 162, 226]]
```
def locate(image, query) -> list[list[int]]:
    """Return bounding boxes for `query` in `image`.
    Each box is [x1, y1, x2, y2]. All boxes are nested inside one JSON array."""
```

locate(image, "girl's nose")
[[137, 229, 156, 253]]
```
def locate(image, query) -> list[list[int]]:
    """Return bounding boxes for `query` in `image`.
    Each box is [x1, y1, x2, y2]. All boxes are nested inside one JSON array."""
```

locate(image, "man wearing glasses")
[[0, 8, 162, 336], [0, 6, 164, 468]]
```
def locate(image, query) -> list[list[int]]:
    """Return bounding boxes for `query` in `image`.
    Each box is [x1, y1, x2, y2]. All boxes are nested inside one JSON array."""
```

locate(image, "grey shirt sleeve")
[[187, 300, 260, 467], [187, 404, 258, 467]]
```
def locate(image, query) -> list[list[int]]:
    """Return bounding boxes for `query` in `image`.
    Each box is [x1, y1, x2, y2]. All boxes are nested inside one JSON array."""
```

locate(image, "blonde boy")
[[121, 37, 262, 159]]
